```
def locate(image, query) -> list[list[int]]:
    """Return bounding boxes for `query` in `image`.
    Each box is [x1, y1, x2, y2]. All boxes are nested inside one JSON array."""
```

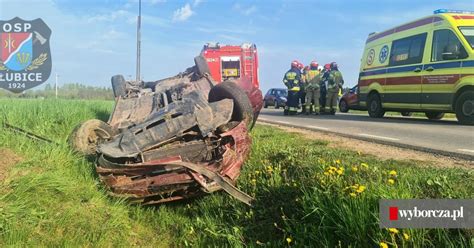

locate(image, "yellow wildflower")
[[388, 179, 395, 185], [324, 172, 329, 176], [356, 185, 366, 193], [389, 170, 397, 176], [352, 166, 358, 172], [266, 166, 273, 173], [336, 167, 344, 175], [379, 242, 388, 248], [357, 151, 361, 156], [335, 159, 341, 164], [251, 179, 257, 184], [349, 192, 357, 197], [388, 228, 399, 234], [286, 237, 292, 244], [403, 232, 410, 240], [361, 162, 369, 169], [255, 170, 261, 175]]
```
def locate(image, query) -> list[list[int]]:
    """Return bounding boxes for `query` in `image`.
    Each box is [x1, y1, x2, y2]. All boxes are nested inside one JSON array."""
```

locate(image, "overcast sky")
[[1, 0, 472, 93]]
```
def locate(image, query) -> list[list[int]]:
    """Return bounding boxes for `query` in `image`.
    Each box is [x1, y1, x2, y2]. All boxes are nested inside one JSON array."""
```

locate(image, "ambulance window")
[[431, 29, 468, 61], [389, 33, 427, 66], [459, 27, 474, 49]]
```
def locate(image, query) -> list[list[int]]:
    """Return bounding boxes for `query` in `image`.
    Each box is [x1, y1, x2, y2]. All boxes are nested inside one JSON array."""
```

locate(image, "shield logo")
[[0, 17, 52, 93]]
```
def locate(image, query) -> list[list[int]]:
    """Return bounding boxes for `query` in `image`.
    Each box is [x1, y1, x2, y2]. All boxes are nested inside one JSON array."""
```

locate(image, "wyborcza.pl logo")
[[0, 17, 52, 93], [380, 199, 474, 228]]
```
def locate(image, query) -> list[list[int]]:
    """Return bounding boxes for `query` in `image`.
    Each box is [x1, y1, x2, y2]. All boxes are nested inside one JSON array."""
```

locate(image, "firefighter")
[[283, 60, 302, 115], [304, 61, 321, 115], [319, 63, 331, 111], [298, 63, 306, 114], [326, 62, 344, 115]]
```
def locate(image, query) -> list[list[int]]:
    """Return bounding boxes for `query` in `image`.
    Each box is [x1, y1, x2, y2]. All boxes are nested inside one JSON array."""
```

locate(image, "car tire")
[[401, 111, 412, 117], [274, 101, 279, 109], [455, 91, 474, 125], [425, 112, 444, 120], [368, 93, 385, 118], [194, 55, 210, 76], [111, 75, 126, 98], [263, 101, 268, 108], [69, 119, 115, 155], [208, 80, 254, 130], [339, 99, 349, 113]]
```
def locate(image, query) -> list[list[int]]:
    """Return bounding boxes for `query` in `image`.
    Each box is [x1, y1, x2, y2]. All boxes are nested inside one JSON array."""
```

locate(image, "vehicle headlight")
[[279, 97, 287, 102]]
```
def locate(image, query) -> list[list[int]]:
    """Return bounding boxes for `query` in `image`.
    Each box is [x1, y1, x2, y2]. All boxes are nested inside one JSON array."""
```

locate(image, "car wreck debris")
[[69, 55, 263, 206]]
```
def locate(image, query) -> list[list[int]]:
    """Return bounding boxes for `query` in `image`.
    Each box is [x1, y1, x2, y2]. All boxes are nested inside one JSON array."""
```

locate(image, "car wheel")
[[368, 93, 385, 118], [455, 91, 474, 125], [69, 119, 115, 155], [194, 55, 210, 76], [339, 99, 349, 113], [274, 101, 279, 109], [263, 100, 268, 108], [425, 112, 445, 120], [111, 75, 126, 98], [208, 80, 254, 130], [401, 112, 412, 117]]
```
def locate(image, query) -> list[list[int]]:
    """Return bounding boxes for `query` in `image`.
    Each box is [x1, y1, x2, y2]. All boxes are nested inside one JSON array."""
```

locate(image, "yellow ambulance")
[[358, 9, 474, 125]]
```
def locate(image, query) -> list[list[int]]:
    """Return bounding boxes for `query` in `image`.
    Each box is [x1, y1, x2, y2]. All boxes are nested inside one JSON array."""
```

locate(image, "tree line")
[[0, 83, 114, 100]]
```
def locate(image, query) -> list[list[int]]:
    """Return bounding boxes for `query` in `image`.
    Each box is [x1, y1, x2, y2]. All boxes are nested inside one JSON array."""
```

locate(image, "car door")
[[421, 29, 465, 110], [347, 86, 359, 107], [384, 33, 427, 109]]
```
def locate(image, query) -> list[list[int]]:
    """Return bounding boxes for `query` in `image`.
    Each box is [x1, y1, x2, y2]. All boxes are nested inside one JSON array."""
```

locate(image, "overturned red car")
[[69, 53, 263, 206]]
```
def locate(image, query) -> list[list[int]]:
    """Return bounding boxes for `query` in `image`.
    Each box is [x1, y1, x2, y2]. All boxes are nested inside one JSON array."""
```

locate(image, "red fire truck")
[[201, 43, 259, 88], [201, 42, 263, 127]]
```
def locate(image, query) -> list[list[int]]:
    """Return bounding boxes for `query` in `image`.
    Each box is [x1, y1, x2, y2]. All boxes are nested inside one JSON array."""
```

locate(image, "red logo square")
[[389, 207, 398, 220]]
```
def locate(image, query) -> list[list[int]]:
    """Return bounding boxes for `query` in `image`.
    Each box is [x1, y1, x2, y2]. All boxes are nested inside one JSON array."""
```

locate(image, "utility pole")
[[136, 0, 141, 82], [55, 73, 58, 99]]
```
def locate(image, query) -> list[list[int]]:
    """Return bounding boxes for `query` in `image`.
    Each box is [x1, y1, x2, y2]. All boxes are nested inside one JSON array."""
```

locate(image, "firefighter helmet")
[[324, 63, 331, 70], [310, 61, 319, 69], [291, 60, 299, 68], [298, 63, 304, 70]]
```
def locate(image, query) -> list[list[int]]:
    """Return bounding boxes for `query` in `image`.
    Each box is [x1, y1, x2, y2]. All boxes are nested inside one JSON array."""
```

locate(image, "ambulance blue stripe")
[[359, 60, 474, 77]]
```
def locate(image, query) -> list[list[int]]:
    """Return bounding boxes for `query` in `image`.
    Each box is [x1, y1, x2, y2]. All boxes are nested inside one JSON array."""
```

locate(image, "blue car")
[[263, 88, 287, 109]]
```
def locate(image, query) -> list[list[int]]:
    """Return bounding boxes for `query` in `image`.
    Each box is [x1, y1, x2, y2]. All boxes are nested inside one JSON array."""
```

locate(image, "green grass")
[[0, 98, 472, 247]]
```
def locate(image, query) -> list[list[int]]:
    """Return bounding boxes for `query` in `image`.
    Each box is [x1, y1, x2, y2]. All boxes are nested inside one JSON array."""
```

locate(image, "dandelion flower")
[[255, 170, 261, 175], [403, 232, 410, 240], [388, 228, 399, 234], [352, 166, 358, 172], [349, 192, 357, 197], [266, 166, 273, 173], [379, 242, 388, 248], [336, 168, 344, 175], [286, 237, 292, 244], [335, 159, 341, 164], [361, 162, 369, 169], [388, 179, 395, 185], [251, 179, 257, 184], [389, 170, 397, 176], [356, 185, 366, 193]]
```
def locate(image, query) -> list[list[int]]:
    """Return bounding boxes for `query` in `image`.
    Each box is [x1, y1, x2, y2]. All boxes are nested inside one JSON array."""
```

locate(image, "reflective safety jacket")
[[283, 68, 301, 92], [305, 69, 320, 90], [328, 70, 344, 90]]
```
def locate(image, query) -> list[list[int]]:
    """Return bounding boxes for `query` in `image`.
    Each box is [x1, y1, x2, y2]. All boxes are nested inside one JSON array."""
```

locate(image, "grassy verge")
[[0, 99, 472, 247]]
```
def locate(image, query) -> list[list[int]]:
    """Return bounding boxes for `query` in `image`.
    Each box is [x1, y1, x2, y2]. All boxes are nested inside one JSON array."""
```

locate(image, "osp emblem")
[[0, 17, 52, 93]]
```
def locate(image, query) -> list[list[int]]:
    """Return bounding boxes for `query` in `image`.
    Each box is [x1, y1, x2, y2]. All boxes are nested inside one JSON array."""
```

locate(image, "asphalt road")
[[257, 108, 474, 160]]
